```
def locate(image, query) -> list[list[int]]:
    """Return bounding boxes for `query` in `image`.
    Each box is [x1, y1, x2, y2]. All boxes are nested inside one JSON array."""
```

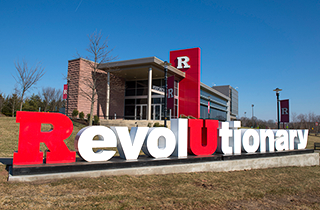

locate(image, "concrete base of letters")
[[8, 152, 319, 182]]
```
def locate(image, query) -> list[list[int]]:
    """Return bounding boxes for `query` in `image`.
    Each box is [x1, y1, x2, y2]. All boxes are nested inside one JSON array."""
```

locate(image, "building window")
[[124, 79, 180, 120], [200, 105, 227, 121]]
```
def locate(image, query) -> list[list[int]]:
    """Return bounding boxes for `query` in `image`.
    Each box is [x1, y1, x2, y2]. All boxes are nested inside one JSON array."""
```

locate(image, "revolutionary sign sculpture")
[[13, 111, 308, 165]]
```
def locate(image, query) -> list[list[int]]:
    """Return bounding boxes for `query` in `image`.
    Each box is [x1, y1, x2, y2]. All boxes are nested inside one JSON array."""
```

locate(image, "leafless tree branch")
[[41, 87, 55, 111], [77, 30, 118, 125], [13, 60, 45, 111]]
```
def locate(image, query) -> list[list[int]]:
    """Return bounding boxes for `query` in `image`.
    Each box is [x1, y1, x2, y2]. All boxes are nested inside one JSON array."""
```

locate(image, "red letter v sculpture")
[[13, 111, 76, 165]]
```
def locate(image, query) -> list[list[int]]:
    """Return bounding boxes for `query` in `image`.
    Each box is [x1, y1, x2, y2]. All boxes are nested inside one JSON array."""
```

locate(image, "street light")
[[67, 77, 70, 117], [273, 88, 282, 129], [208, 96, 211, 119], [251, 104, 254, 118], [162, 61, 171, 127], [252, 104, 254, 128]]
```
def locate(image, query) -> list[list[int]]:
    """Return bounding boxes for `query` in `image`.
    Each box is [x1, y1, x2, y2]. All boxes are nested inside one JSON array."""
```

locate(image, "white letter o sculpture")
[[143, 127, 176, 158]]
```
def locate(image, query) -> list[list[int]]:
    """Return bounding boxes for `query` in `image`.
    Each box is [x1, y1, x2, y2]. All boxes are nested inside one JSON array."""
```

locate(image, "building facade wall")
[[230, 87, 238, 117], [109, 74, 125, 118], [67, 59, 81, 117], [212, 85, 238, 120], [67, 58, 125, 119], [77, 59, 100, 117], [211, 85, 230, 97], [199, 86, 229, 121]]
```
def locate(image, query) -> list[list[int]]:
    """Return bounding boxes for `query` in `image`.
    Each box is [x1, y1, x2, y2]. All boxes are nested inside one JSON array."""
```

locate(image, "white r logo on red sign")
[[177, 56, 190, 69]]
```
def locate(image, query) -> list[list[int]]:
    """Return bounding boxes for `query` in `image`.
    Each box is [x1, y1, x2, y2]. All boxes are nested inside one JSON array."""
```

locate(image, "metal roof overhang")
[[98, 57, 185, 81]]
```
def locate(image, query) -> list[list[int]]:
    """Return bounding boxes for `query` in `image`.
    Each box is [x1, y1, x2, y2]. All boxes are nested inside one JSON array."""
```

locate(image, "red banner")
[[167, 76, 174, 109], [280, 99, 289, 122], [63, 84, 68, 99]]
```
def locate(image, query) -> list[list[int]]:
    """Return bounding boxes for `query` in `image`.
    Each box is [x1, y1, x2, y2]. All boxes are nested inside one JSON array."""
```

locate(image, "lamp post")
[[163, 61, 171, 127], [66, 77, 70, 117], [273, 88, 282, 129], [208, 96, 211, 119], [252, 104, 254, 118], [252, 104, 254, 127]]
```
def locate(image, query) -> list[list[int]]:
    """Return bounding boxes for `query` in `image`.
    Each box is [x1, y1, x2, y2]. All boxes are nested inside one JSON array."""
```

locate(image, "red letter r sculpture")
[[13, 111, 76, 165]]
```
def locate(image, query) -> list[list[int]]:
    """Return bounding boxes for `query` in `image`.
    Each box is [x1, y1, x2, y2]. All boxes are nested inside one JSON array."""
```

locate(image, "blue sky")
[[0, 0, 319, 121]]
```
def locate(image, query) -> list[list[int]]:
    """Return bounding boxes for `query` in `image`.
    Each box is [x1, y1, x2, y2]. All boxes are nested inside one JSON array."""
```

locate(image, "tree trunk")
[[106, 73, 110, 119], [20, 92, 24, 111], [89, 91, 95, 126], [12, 100, 15, 117]]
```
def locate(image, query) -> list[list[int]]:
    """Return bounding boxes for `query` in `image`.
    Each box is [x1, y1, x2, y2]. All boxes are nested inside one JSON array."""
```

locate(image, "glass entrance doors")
[[135, 104, 162, 120], [151, 104, 161, 120], [135, 105, 147, 120]]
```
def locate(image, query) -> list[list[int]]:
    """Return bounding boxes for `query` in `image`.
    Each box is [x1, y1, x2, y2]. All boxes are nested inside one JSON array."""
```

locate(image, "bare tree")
[[297, 114, 307, 129], [0, 91, 4, 116], [13, 60, 45, 111], [10, 88, 21, 117], [51, 89, 63, 111], [290, 112, 297, 128], [40, 87, 64, 112], [78, 31, 116, 126], [308, 112, 316, 129], [41, 87, 56, 111]]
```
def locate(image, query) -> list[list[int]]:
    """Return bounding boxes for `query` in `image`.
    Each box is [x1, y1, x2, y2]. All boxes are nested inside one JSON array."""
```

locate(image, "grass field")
[[0, 116, 320, 209]]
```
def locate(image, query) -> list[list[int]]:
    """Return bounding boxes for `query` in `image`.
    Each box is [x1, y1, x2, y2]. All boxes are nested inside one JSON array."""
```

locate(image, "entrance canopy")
[[99, 57, 185, 81], [98, 56, 185, 121]]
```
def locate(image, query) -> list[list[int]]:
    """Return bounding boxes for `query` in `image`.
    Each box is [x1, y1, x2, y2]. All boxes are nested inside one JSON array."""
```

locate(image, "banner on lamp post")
[[280, 99, 289, 122], [63, 84, 68, 99], [167, 76, 174, 109]]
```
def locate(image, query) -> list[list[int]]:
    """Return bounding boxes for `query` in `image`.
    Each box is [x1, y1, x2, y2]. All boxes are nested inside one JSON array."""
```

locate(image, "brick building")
[[66, 48, 238, 121]]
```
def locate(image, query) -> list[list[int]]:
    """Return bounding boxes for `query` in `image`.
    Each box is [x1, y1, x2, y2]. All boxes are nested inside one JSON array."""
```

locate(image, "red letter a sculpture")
[[13, 111, 76, 165]]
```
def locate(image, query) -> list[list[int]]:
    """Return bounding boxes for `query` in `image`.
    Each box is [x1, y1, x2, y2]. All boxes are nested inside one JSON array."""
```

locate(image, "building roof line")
[[200, 82, 230, 100], [99, 56, 185, 78]]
